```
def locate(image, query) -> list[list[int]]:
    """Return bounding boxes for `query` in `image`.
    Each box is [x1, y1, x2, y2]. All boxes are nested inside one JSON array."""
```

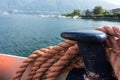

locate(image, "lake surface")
[[0, 14, 120, 57]]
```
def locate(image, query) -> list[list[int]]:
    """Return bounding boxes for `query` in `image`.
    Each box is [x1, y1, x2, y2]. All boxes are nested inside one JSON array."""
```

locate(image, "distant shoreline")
[[0, 13, 119, 22], [57, 15, 120, 22], [61, 6, 120, 22], [81, 16, 120, 22]]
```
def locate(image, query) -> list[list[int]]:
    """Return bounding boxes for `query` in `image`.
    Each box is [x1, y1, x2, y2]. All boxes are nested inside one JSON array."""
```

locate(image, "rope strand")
[[14, 26, 120, 80]]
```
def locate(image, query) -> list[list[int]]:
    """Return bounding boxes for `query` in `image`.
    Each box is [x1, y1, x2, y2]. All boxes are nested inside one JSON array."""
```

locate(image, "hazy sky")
[[0, 0, 120, 12], [103, 0, 120, 6], [13, 0, 120, 6]]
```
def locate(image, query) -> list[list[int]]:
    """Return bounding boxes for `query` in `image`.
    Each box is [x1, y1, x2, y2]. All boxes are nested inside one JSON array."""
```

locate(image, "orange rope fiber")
[[13, 26, 120, 80]]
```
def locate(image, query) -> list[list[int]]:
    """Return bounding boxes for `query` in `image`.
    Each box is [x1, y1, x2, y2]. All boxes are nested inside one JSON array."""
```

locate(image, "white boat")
[[73, 16, 79, 19]]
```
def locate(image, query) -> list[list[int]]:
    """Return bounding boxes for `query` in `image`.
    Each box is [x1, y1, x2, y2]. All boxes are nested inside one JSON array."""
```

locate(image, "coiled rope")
[[13, 26, 120, 80]]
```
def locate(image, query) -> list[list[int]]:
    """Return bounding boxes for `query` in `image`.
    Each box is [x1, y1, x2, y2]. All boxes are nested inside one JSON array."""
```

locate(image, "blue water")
[[0, 14, 120, 57]]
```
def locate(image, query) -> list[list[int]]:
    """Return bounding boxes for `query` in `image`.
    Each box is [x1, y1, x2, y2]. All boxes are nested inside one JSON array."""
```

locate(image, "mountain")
[[0, 0, 120, 13]]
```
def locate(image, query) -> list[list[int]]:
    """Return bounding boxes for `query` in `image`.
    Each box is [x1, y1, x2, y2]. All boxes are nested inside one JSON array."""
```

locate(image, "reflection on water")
[[0, 15, 120, 57]]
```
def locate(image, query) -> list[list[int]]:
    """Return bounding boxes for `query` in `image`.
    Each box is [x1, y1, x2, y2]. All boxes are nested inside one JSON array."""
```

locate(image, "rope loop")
[[14, 26, 120, 80]]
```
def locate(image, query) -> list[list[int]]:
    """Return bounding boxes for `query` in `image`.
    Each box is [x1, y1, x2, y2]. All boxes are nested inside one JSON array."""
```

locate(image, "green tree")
[[85, 9, 92, 16], [103, 10, 113, 17], [104, 10, 111, 15], [62, 9, 81, 17], [93, 6, 104, 15], [113, 13, 120, 18], [72, 9, 81, 16]]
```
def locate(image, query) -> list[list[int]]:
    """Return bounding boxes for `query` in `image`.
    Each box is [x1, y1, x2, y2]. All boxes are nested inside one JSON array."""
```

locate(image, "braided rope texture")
[[13, 40, 84, 80], [13, 26, 120, 80]]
